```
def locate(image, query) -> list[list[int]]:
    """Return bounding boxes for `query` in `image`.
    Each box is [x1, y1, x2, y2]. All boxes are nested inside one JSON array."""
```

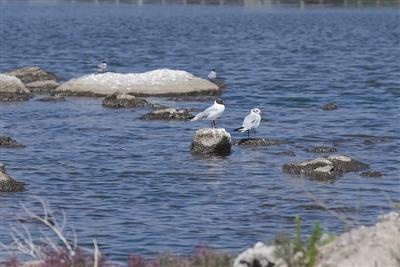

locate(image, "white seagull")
[[207, 69, 217, 80], [97, 61, 107, 73], [191, 99, 225, 128], [234, 108, 262, 139]]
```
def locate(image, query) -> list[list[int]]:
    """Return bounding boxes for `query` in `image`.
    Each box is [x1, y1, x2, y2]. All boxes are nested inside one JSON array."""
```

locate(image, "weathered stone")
[[0, 164, 25, 192], [0, 74, 32, 102], [306, 146, 337, 153], [26, 80, 60, 94], [315, 212, 400, 267], [4, 66, 57, 84], [321, 103, 337, 111], [234, 242, 285, 267], [37, 94, 66, 102], [232, 138, 283, 146], [0, 136, 25, 148], [360, 170, 383, 178], [56, 69, 219, 97], [282, 155, 369, 181], [102, 93, 150, 108], [191, 128, 231, 156], [140, 107, 194, 120]]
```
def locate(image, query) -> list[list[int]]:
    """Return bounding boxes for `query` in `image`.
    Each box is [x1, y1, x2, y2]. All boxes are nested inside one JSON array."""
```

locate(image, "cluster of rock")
[[0, 164, 25, 192], [0, 67, 60, 102], [234, 212, 400, 267], [282, 155, 369, 181]]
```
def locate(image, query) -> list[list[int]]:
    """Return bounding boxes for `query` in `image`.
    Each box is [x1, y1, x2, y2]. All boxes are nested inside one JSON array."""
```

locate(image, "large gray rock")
[[0, 164, 25, 192], [315, 212, 400, 267], [0, 136, 25, 148], [0, 74, 31, 101], [5, 66, 58, 84], [140, 107, 194, 120], [56, 69, 220, 97], [283, 155, 369, 181], [26, 80, 60, 94], [191, 128, 232, 156], [102, 92, 150, 108]]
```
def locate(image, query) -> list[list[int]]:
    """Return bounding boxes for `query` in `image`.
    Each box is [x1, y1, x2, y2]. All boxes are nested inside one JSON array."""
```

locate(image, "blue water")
[[1, 2, 400, 262]]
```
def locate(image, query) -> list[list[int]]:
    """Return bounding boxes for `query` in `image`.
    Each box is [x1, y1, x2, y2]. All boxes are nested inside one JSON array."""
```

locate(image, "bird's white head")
[[252, 108, 261, 114]]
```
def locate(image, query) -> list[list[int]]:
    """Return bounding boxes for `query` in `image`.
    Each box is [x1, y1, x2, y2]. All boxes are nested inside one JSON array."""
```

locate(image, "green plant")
[[274, 216, 323, 267]]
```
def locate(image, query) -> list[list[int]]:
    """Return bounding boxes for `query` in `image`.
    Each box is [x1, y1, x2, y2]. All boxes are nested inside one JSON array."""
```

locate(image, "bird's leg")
[[211, 121, 215, 128], [254, 129, 257, 138], [247, 130, 250, 140]]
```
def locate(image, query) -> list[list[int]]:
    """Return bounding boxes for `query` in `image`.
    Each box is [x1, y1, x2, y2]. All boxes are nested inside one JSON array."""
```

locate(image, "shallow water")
[[1, 3, 400, 262]]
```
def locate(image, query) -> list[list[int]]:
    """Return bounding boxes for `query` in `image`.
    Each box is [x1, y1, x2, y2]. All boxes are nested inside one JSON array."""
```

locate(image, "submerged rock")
[[234, 242, 284, 267], [315, 212, 400, 267], [306, 146, 337, 153], [274, 150, 296, 157], [360, 170, 383, 178], [4, 66, 58, 84], [0, 74, 31, 102], [282, 155, 369, 181], [140, 107, 194, 120], [102, 92, 150, 108], [233, 138, 283, 146], [26, 80, 60, 94], [0, 164, 25, 192], [321, 103, 337, 111], [0, 136, 25, 148], [191, 128, 232, 156], [57, 69, 219, 97], [37, 94, 66, 102]]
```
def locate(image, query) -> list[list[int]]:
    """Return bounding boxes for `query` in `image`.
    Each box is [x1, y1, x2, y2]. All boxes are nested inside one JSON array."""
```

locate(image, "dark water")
[[1, 3, 400, 262]]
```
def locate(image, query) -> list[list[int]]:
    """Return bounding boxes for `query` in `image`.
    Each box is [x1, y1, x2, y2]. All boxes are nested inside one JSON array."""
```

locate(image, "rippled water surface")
[[1, 3, 399, 261]]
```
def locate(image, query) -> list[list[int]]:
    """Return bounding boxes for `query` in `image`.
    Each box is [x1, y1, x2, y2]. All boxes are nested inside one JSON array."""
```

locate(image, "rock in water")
[[191, 128, 232, 156], [0, 136, 25, 148], [102, 92, 150, 108], [315, 212, 400, 267], [360, 170, 383, 178], [232, 138, 282, 146], [56, 69, 219, 97], [140, 107, 194, 120], [306, 146, 337, 153], [282, 155, 369, 181], [0, 164, 25, 192], [26, 80, 60, 94], [0, 74, 31, 101], [321, 103, 337, 111], [4, 66, 58, 84]]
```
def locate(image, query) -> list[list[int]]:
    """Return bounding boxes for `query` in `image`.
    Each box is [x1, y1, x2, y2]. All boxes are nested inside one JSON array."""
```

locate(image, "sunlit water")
[[0, 3, 399, 262]]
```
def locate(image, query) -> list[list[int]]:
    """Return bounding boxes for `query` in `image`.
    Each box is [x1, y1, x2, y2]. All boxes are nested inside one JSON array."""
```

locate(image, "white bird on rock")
[[97, 61, 107, 73], [234, 108, 262, 139], [207, 69, 217, 80], [190, 99, 225, 128]]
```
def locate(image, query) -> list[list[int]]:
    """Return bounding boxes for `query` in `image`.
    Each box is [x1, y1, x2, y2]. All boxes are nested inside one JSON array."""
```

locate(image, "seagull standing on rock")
[[234, 108, 262, 139], [191, 99, 225, 128], [207, 69, 217, 80], [97, 61, 107, 73]]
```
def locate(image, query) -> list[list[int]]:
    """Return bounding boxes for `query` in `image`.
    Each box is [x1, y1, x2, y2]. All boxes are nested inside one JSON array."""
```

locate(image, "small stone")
[[232, 138, 283, 146], [0, 136, 25, 148], [306, 146, 337, 153], [26, 80, 60, 94], [139, 107, 194, 120], [360, 170, 383, 178], [0, 164, 25, 192], [321, 103, 337, 111], [191, 128, 232, 156], [37, 94, 66, 102], [102, 92, 150, 108]]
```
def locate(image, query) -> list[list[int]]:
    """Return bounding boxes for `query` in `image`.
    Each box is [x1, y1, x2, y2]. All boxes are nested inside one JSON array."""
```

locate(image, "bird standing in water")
[[191, 99, 225, 128]]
